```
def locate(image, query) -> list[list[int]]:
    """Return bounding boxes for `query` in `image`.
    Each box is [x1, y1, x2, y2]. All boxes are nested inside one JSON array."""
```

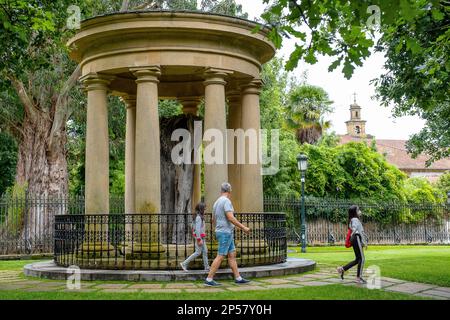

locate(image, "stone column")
[[227, 91, 242, 213], [239, 80, 265, 258], [123, 95, 136, 214], [81, 73, 113, 215], [180, 98, 201, 213], [130, 66, 164, 257], [203, 68, 232, 211], [80, 72, 114, 254], [240, 79, 264, 212]]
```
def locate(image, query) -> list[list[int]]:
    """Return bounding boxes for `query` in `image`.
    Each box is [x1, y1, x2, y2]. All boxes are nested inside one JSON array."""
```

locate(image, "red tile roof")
[[338, 135, 450, 171]]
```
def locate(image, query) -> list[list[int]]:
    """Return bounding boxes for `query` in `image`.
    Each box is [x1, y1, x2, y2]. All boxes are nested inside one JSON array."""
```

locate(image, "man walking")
[[205, 182, 251, 286]]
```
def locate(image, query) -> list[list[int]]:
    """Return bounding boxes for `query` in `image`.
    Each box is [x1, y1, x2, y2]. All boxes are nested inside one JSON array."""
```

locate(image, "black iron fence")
[[54, 213, 287, 270], [1, 194, 449, 257], [0, 194, 122, 255], [264, 197, 450, 245]]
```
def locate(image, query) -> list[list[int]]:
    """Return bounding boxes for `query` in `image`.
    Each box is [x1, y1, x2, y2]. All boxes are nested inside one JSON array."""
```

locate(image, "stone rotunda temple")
[[28, 10, 311, 275]]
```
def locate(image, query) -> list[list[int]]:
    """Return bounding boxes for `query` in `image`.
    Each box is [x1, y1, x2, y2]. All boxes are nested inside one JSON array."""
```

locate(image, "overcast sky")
[[235, 0, 426, 140]]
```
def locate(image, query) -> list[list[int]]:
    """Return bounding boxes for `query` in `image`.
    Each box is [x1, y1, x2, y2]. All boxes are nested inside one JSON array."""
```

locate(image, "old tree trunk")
[[160, 115, 197, 244], [8, 65, 80, 252]]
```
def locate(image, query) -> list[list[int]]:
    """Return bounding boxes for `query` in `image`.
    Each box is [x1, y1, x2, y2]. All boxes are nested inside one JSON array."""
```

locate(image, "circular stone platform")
[[24, 258, 316, 282]]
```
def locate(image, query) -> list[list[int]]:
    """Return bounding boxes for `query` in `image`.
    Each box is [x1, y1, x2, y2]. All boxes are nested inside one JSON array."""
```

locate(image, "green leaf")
[[431, 9, 444, 21], [406, 38, 422, 55], [400, 0, 418, 22], [328, 58, 342, 72], [304, 51, 318, 64], [342, 60, 355, 79]]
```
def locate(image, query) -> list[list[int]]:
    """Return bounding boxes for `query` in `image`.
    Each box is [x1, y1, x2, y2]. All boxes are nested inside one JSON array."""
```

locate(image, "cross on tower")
[[352, 92, 358, 104]]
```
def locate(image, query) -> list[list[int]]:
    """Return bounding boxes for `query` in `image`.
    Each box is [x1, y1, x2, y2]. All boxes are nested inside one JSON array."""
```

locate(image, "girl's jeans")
[[182, 240, 209, 269]]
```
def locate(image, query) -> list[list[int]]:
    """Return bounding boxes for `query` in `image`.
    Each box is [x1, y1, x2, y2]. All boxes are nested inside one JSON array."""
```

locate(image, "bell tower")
[[345, 93, 367, 137]]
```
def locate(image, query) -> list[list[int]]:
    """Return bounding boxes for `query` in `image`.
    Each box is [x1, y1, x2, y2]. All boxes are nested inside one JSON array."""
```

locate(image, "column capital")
[[79, 73, 115, 91], [178, 96, 201, 105], [131, 66, 161, 84], [227, 90, 242, 107], [241, 79, 264, 95], [179, 97, 201, 115], [122, 95, 137, 109], [203, 68, 233, 86]]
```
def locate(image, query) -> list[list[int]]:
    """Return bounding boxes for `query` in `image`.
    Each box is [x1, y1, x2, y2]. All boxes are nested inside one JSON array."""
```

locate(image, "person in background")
[[337, 205, 368, 284]]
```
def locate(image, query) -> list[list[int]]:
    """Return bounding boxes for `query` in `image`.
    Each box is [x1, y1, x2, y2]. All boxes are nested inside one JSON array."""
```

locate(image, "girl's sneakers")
[[337, 266, 345, 280], [180, 262, 188, 272], [355, 278, 367, 284]]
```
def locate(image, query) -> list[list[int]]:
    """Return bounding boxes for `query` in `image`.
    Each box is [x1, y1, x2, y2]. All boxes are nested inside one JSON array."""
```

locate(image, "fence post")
[[423, 203, 427, 244], [24, 190, 30, 254], [392, 209, 396, 245]]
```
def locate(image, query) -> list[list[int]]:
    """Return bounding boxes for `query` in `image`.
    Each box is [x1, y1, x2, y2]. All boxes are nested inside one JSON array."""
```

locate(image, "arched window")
[[355, 126, 361, 134]]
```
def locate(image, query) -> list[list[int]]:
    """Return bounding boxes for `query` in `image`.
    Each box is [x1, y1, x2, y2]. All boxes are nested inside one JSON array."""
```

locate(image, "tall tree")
[[373, 1, 450, 164], [285, 84, 333, 144], [261, 0, 448, 163], [0, 0, 84, 196]]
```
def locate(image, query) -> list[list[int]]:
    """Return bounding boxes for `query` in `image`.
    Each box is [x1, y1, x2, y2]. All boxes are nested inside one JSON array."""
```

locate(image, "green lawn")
[[0, 260, 37, 271], [0, 285, 424, 300], [291, 245, 450, 287], [1, 245, 448, 300]]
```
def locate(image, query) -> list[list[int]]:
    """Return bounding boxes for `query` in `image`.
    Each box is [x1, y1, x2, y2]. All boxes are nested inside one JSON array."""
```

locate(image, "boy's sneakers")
[[180, 263, 188, 272], [205, 279, 221, 287], [235, 278, 251, 284]]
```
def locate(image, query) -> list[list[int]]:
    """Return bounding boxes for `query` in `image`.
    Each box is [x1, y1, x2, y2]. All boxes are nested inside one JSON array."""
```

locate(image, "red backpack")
[[345, 228, 352, 248]]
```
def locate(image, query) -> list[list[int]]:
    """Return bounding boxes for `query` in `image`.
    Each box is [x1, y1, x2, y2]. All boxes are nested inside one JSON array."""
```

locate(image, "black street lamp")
[[297, 154, 308, 253]]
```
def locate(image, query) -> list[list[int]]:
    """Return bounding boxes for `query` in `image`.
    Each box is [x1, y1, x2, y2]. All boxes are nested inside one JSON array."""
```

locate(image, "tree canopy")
[[0, 131, 17, 195], [261, 0, 449, 163]]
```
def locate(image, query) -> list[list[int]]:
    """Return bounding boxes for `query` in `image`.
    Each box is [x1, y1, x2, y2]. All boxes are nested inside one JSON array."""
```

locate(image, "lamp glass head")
[[297, 154, 308, 172]]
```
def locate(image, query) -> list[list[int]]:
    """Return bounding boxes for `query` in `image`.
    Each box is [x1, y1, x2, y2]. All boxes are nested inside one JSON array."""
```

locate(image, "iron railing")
[[1, 194, 449, 257], [0, 194, 122, 255], [54, 213, 287, 270], [264, 197, 450, 245]]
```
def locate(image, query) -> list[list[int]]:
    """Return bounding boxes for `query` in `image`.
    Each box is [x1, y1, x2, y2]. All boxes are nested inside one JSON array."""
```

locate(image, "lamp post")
[[447, 192, 450, 244], [297, 154, 308, 253]]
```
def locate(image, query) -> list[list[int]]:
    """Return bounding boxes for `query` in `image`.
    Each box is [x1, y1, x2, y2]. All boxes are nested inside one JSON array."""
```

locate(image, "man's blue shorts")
[[216, 232, 236, 256]]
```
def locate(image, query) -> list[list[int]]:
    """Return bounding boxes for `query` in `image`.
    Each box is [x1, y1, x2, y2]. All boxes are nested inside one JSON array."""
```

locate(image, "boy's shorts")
[[216, 232, 236, 256]]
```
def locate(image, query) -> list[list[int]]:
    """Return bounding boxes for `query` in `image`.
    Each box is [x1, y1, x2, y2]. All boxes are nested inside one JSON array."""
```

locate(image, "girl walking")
[[180, 202, 210, 271], [337, 205, 368, 284]]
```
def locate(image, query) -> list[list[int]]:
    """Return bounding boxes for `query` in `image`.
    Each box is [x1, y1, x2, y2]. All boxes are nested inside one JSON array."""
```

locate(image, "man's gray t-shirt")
[[213, 196, 234, 234]]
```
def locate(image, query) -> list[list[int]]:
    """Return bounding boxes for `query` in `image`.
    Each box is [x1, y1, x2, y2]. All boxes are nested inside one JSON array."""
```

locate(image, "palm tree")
[[285, 84, 333, 145]]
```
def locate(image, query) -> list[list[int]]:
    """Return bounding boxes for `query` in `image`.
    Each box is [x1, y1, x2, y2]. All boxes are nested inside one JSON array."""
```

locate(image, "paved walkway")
[[1, 265, 449, 300]]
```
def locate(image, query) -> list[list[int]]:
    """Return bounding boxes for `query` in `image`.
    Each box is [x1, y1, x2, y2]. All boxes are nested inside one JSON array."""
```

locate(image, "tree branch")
[[289, 0, 312, 30], [49, 64, 82, 149], [8, 75, 38, 120]]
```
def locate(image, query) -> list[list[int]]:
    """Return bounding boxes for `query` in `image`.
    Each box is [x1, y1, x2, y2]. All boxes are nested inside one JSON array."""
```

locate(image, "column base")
[[78, 242, 115, 259], [125, 242, 166, 260]]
